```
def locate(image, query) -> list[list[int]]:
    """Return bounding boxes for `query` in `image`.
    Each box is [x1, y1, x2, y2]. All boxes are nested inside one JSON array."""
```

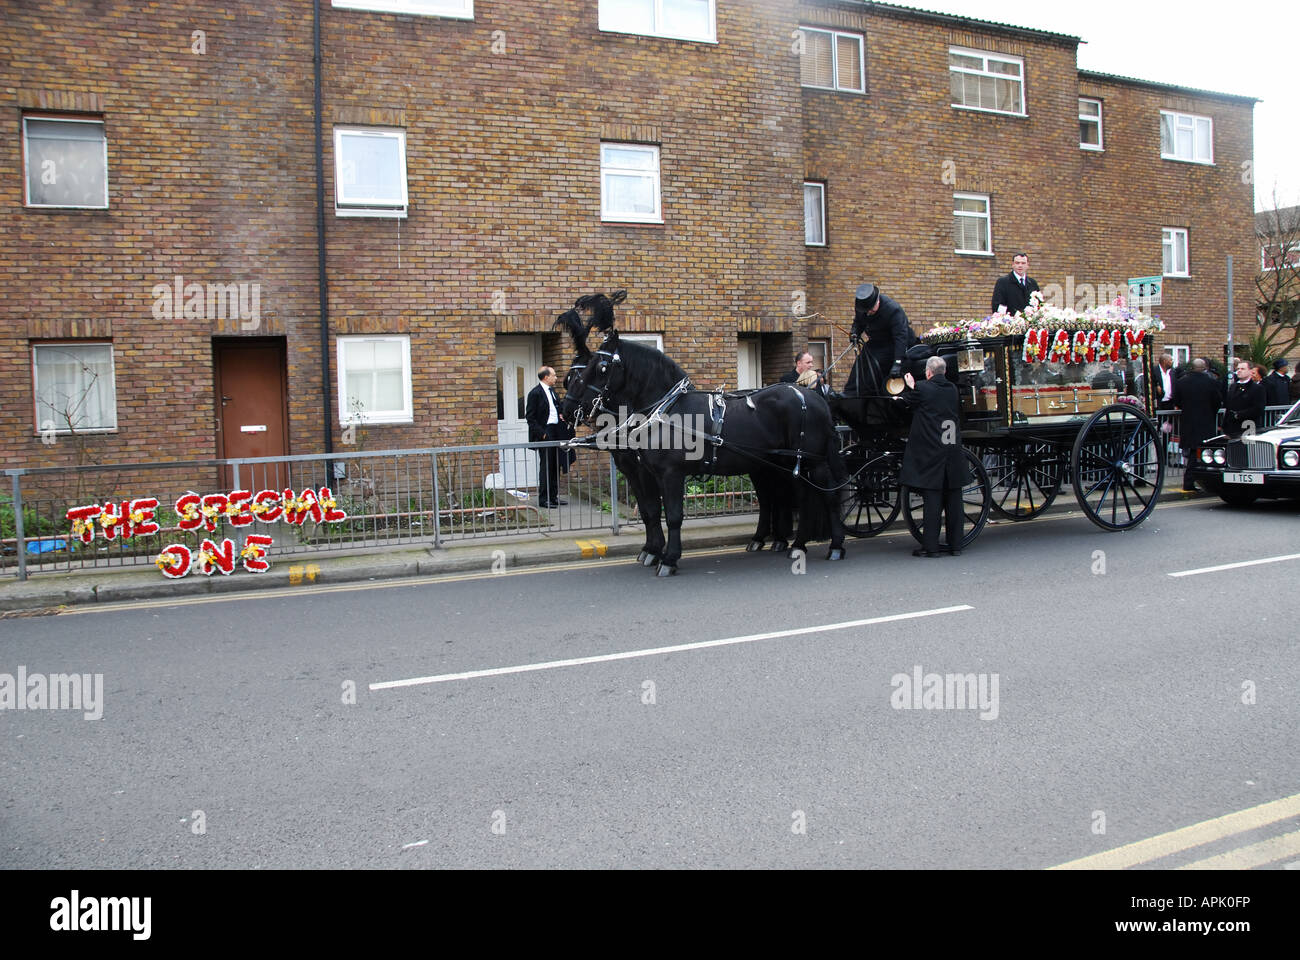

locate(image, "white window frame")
[[337, 335, 414, 425], [1079, 98, 1103, 151], [798, 27, 865, 93], [598, 0, 716, 44], [600, 142, 662, 224], [333, 126, 408, 219], [23, 116, 109, 209], [331, 0, 473, 18], [954, 193, 993, 256], [804, 181, 826, 247], [1167, 344, 1191, 367], [1163, 227, 1190, 278], [1261, 241, 1300, 271], [1160, 110, 1214, 165], [949, 47, 1025, 117], [32, 342, 118, 434], [620, 333, 664, 351]]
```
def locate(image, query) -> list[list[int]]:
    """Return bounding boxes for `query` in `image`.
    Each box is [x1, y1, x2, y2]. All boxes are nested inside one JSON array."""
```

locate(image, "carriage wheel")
[[903, 448, 992, 550], [979, 442, 1063, 521], [839, 443, 902, 538], [1070, 404, 1166, 531]]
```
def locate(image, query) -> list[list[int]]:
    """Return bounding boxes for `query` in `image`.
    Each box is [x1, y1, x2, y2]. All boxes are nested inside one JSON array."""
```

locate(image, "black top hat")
[[855, 283, 879, 313], [1274, 357, 1290, 370]]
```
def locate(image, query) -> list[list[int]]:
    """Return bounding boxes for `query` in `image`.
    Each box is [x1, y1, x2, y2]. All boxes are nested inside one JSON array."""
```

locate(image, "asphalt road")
[[3, 496, 1299, 869]]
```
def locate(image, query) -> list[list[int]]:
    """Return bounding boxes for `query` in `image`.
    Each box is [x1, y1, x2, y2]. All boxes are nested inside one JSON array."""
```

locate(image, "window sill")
[[801, 84, 866, 95], [339, 417, 414, 427], [956, 250, 996, 257], [1163, 274, 1191, 280], [1161, 156, 1214, 166], [336, 207, 408, 219], [34, 428, 117, 437], [1080, 145, 1104, 153], [952, 105, 1027, 119], [598, 27, 717, 45], [602, 218, 665, 226], [331, 1, 473, 19]]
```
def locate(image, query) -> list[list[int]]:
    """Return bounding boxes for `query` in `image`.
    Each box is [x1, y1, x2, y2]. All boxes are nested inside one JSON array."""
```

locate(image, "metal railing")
[[1153, 405, 1293, 476], [2, 441, 758, 580]]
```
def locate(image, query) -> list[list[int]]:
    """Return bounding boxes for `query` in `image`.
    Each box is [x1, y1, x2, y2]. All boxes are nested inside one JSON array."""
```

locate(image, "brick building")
[[1, 0, 1257, 473]]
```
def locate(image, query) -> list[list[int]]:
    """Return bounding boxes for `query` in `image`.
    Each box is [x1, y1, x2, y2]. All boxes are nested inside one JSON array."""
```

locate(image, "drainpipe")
[[313, 0, 335, 456]]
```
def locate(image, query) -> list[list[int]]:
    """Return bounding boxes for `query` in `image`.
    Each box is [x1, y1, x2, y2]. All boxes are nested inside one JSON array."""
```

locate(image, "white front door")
[[495, 336, 541, 490], [737, 338, 761, 389]]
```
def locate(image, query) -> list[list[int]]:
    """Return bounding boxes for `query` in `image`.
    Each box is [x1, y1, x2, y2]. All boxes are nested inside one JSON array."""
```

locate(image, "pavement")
[[0, 485, 1208, 614]]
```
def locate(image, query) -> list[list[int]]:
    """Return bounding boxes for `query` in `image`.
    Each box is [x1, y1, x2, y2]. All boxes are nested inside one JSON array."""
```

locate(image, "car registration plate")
[[1224, 472, 1264, 485]]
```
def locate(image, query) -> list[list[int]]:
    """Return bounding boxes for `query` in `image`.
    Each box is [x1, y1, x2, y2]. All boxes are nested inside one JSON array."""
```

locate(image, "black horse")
[[560, 293, 846, 576], [554, 300, 796, 569]]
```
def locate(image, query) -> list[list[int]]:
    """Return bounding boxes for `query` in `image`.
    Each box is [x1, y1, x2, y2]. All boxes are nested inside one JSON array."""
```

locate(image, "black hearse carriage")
[[832, 305, 1167, 549]]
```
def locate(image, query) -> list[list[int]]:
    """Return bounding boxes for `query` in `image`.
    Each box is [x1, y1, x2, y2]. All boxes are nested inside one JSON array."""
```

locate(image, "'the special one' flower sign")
[[65, 487, 348, 579]]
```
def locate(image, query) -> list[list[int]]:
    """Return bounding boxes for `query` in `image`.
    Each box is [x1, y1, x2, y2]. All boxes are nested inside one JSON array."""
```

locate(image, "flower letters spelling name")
[[66, 488, 347, 579]]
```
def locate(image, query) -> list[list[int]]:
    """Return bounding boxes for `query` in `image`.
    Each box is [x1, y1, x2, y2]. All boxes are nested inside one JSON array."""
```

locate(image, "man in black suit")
[[843, 283, 917, 397], [1172, 359, 1224, 492], [1224, 360, 1266, 438], [524, 366, 567, 507], [896, 356, 968, 557], [1264, 358, 1292, 408], [990, 252, 1040, 316], [1153, 353, 1177, 411]]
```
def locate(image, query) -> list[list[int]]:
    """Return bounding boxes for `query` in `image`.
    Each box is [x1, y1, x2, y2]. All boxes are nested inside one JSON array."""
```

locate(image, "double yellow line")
[[1052, 791, 1300, 869]]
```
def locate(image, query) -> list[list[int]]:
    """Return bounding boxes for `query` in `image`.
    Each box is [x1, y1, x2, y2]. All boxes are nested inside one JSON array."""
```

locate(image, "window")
[[598, 0, 715, 43], [1079, 98, 1103, 150], [23, 117, 108, 209], [1163, 228, 1189, 277], [620, 333, 664, 351], [1261, 242, 1300, 271], [954, 194, 992, 255], [1167, 345, 1191, 367], [803, 182, 826, 246], [1160, 111, 1213, 164], [806, 340, 829, 374], [799, 28, 864, 93], [949, 48, 1024, 116], [334, 127, 408, 218], [33, 343, 117, 433], [331, 0, 472, 17], [338, 336, 413, 424], [601, 143, 662, 223]]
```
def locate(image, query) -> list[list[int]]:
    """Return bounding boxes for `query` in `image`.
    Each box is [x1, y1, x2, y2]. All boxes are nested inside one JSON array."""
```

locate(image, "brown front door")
[[214, 339, 288, 488]]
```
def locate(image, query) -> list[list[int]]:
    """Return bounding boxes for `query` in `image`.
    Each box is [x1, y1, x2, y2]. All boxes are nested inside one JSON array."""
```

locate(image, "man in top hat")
[[843, 283, 917, 397], [1264, 358, 1293, 408], [991, 252, 1040, 316]]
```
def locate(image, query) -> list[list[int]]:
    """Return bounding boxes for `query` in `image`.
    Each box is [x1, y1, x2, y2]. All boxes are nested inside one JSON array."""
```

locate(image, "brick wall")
[[0, 0, 1257, 471]]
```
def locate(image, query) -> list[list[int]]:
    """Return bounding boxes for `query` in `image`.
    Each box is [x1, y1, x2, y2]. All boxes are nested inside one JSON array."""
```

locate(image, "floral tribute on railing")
[[920, 292, 1166, 364], [64, 487, 348, 580]]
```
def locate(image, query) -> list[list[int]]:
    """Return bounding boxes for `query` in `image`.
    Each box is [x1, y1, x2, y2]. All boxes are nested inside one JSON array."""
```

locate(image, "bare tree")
[[1254, 196, 1300, 362]]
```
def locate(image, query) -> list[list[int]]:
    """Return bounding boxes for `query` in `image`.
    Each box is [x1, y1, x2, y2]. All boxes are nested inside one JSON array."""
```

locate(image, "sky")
[[909, 0, 1299, 211]]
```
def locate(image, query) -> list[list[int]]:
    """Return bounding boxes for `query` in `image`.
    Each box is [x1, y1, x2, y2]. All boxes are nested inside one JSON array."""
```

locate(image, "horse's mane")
[[600, 336, 690, 395]]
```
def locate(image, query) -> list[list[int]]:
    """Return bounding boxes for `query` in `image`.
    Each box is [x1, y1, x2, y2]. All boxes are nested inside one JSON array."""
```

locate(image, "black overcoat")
[[1264, 371, 1291, 408], [990, 272, 1040, 315], [1172, 371, 1223, 452], [1224, 380, 1266, 436], [846, 294, 915, 393], [898, 378, 969, 490]]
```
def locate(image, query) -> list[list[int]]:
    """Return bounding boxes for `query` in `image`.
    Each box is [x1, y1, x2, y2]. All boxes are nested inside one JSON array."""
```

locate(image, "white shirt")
[[544, 384, 559, 425], [1159, 366, 1173, 402]]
